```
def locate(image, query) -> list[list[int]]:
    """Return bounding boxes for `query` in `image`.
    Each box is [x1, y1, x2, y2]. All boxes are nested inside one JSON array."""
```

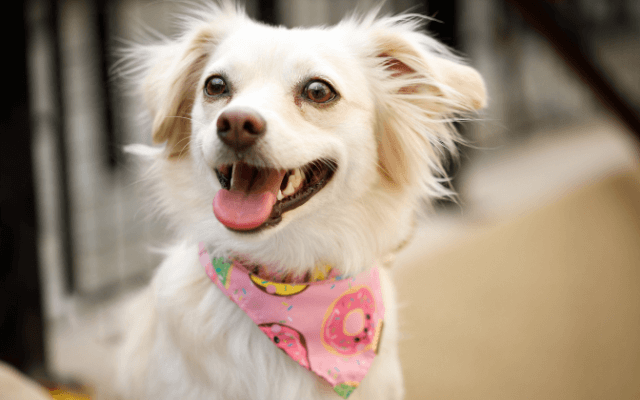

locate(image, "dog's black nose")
[[216, 108, 266, 152]]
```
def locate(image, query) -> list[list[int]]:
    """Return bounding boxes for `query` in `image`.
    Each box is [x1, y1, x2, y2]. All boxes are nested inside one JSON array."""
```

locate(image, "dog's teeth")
[[279, 168, 305, 198], [291, 168, 303, 190], [289, 172, 299, 190], [282, 179, 296, 196]]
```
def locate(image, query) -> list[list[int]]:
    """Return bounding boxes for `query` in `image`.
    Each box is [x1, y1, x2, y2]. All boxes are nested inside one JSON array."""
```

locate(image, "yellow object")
[[310, 264, 333, 281], [250, 274, 308, 296], [49, 389, 91, 400]]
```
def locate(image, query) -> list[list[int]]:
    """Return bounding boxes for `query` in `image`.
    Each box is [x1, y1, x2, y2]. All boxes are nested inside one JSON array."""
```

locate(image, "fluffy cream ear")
[[426, 56, 487, 111], [373, 26, 487, 112], [125, 2, 246, 158], [143, 25, 218, 158], [368, 19, 487, 194]]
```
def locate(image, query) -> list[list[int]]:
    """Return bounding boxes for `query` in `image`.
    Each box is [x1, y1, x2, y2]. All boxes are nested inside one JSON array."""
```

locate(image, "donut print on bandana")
[[259, 323, 310, 369], [198, 242, 384, 399], [250, 274, 308, 296], [321, 287, 377, 356]]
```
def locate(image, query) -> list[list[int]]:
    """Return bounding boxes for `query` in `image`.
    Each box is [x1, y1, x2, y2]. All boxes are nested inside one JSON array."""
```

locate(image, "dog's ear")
[[425, 56, 487, 111], [368, 20, 487, 193], [142, 25, 218, 158], [373, 27, 487, 112], [120, 3, 247, 158]]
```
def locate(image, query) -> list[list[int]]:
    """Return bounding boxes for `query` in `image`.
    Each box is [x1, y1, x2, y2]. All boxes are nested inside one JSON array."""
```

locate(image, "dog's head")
[[125, 2, 486, 274]]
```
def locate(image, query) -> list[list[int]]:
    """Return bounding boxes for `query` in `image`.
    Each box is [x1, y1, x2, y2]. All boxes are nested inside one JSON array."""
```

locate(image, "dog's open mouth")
[[212, 159, 337, 232]]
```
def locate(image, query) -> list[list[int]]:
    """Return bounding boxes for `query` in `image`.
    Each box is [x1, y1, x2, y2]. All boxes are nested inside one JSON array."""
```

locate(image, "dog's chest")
[[149, 286, 336, 400], [136, 243, 396, 400]]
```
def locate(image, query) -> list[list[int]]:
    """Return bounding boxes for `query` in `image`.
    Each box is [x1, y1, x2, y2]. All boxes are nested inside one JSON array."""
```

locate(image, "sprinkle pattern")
[[259, 323, 310, 369]]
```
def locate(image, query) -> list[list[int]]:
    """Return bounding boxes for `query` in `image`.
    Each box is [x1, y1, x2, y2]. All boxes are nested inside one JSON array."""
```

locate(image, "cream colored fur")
[[117, 2, 486, 399], [0, 362, 51, 400]]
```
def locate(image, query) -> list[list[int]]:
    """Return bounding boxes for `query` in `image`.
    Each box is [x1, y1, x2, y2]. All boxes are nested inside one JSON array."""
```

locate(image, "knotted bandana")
[[198, 242, 385, 398]]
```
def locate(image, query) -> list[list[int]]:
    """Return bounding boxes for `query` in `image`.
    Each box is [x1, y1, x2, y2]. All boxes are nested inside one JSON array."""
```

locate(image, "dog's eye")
[[303, 80, 336, 104], [204, 76, 228, 97]]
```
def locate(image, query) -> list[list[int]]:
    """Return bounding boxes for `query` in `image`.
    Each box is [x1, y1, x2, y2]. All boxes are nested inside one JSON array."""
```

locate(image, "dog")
[[116, 2, 486, 399]]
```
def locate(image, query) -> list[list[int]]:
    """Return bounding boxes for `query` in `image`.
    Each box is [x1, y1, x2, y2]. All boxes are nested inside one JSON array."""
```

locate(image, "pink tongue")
[[213, 163, 286, 231]]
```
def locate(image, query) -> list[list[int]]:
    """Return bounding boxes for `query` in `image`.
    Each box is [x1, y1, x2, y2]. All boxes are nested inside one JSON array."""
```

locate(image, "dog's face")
[[131, 4, 486, 273], [192, 24, 379, 234]]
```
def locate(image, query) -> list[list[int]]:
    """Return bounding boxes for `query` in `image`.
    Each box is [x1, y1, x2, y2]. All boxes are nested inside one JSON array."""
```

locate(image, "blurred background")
[[1, 0, 639, 398]]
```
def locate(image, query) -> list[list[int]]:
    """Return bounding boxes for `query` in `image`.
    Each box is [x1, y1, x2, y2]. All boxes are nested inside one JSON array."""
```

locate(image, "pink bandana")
[[198, 243, 384, 398]]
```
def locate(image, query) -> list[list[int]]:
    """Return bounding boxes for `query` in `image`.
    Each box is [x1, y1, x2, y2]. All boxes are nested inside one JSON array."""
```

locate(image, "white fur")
[[117, 2, 486, 399]]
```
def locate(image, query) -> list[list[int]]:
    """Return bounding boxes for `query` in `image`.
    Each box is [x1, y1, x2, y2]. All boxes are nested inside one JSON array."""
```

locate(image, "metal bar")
[[507, 0, 640, 139], [0, 0, 46, 371], [50, 0, 76, 293], [95, 0, 119, 169]]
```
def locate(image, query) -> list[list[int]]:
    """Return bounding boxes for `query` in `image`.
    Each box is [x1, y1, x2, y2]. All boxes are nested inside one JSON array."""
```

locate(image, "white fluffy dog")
[[117, 2, 486, 399]]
